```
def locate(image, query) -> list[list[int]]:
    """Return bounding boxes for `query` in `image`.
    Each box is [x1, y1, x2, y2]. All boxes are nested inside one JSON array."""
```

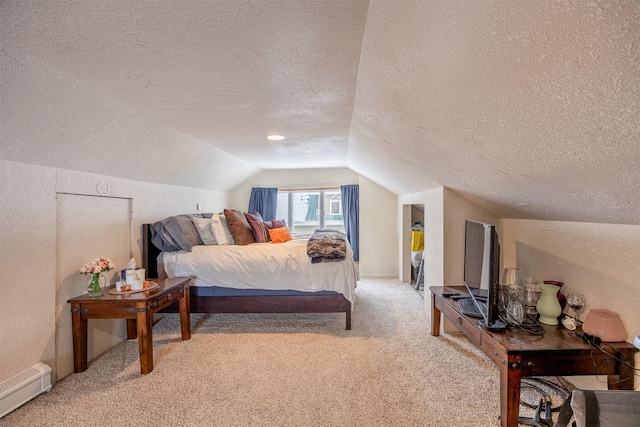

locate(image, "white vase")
[[536, 284, 562, 325]]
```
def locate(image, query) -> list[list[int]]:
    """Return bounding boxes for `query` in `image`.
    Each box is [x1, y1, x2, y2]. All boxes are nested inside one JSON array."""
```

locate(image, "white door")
[[55, 193, 131, 382]]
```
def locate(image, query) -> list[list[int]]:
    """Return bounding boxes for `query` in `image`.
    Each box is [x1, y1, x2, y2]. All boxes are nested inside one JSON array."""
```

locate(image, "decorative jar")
[[543, 280, 566, 310], [536, 284, 562, 325]]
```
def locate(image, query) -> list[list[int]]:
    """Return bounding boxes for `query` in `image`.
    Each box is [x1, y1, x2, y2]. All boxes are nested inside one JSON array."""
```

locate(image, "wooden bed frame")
[[142, 224, 352, 329]]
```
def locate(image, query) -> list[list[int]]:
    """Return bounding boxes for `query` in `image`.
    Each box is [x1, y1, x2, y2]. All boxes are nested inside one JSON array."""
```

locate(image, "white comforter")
[[162, 237, 358, 303]]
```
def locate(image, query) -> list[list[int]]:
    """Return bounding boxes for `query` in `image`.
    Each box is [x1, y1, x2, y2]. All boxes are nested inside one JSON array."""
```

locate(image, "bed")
[[142, 212, 358, 329]]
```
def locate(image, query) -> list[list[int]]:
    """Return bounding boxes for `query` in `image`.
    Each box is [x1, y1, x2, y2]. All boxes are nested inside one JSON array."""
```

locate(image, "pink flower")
[[79, 257, 116, 275]]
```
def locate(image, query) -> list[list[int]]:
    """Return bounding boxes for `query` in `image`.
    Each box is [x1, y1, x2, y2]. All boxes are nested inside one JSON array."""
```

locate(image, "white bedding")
[[162, 237, 359, 303]]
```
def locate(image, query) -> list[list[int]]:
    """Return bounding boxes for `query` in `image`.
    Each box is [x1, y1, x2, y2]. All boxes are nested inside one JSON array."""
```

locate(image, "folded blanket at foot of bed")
[[307, 229, 347, 263]]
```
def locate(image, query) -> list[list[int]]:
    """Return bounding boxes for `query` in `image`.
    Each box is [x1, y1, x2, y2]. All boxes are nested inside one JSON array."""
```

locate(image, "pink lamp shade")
[[582, 309, 627, 342]]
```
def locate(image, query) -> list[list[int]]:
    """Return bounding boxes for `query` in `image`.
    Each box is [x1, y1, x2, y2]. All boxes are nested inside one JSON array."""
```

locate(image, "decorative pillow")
[[244, 211, 264, 223], [150, 214, 204, 252], [244, 211, 272, 243], [210, 214, 230, 245], [150, 222, 181, 252], [218, 214, 235, 244], [269, 226, 292, 243], [192, 217, 216, 245], [270, 219, 286, 228], [249, 220, 271, 243], [223, 209, 256, 245]]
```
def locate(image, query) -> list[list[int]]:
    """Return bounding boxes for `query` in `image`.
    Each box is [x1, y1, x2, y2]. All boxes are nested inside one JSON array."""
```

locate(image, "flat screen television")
[[463, 219, 504, 329]]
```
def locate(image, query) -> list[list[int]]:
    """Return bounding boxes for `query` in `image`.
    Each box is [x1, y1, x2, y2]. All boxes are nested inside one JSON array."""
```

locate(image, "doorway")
[[401, 203, 424, 292]]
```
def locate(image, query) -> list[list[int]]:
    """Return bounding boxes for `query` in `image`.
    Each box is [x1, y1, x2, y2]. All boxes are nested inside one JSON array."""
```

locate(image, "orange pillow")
[[268, 226, 292, 243]]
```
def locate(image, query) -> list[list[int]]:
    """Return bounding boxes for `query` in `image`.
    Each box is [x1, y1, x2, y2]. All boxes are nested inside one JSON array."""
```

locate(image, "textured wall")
[[443, 189, 500, 287], [0, 160, 58, 383], [350, 0, 640, 224], [501, 219, 640, 338], [501, 218, 640, 389], [0, 159, 229, 383], [359, 175, 398, 277], [3, 1, 640, 224], [1, 46, 258, 192]]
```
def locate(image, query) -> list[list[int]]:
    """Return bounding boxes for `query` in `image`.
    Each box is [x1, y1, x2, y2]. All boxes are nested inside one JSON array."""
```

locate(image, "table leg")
[[431, 293, 441, 336], [70, 303, 88, 373], [500, 356, 523, 427], [136, 308, 154, 374], [126, 319, 137, 339], [608, 350, 636, 390], [179, 285, 191, 341]]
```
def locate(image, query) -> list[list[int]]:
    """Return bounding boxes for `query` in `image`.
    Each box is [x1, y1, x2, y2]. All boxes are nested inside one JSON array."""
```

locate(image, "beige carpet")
[[1, 278, 571, 426]]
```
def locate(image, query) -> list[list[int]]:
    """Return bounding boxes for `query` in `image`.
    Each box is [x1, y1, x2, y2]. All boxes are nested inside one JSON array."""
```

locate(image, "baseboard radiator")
[[0, 363, 52, 418]]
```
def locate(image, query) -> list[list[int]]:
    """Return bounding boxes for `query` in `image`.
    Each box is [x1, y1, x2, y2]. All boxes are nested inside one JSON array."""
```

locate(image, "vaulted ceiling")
[[2, 1, 639, 224]]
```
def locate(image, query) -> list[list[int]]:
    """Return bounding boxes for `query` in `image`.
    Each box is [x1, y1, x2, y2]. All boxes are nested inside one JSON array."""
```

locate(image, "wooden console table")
[[430, 286, 637, 427], [68, 277, 191, 374]]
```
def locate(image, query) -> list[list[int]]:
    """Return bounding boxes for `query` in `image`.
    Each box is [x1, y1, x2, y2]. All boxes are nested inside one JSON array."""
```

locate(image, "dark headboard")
[[142, 224, 162, 279]]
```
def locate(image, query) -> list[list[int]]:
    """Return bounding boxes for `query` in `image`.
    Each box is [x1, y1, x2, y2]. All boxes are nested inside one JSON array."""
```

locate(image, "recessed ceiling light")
[[267, 134, 285, 141]]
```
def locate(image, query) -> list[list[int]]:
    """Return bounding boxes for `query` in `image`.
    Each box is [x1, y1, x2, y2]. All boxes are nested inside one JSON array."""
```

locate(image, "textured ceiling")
[[2, 1, 640, 224]]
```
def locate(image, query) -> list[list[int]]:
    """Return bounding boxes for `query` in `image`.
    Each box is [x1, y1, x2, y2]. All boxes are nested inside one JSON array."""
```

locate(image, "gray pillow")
[[192, 217, 217, 245], [150, 214, 203, 252], [150, 221, 181, 252]]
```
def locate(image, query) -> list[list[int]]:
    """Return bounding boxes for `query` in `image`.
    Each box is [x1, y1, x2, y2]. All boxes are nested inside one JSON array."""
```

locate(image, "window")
[[329, 193, 342, 215], [276, 188, 344, 235]]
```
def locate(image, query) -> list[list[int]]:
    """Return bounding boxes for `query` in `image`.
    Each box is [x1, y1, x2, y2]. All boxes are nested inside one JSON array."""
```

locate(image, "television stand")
[[430, 286, 637, 427]]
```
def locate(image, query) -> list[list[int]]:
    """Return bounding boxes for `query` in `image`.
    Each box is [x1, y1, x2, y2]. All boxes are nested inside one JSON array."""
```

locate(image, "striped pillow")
[[249, 220, 271, 243], [223, 209, 256, 245]]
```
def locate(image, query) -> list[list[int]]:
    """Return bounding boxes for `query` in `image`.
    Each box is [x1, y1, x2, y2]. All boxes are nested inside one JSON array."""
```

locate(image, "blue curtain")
[[340, 185, 359, 261], [248, 188, 278, 220]]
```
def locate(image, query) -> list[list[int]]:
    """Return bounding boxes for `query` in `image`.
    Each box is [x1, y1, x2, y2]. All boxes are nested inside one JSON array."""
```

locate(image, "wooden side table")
[[430, 285, 638, 427], [68, 276, 191, 374]]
